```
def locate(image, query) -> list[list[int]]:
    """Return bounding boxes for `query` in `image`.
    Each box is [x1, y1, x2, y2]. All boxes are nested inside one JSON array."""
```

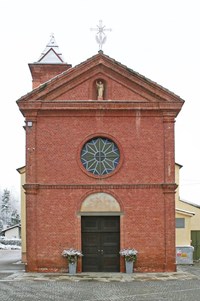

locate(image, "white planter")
[[125, 260, 134, 273], [68, 262, 77, 275]]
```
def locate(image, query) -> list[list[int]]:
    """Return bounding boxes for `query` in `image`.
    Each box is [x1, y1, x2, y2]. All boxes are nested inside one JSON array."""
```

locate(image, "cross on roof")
[[91, 20, 112, 51]]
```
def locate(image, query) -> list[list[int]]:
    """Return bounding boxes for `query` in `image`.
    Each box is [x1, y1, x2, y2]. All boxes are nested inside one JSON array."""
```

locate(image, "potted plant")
[[119, 248, 138, 273], [62, 248, 83, 274]]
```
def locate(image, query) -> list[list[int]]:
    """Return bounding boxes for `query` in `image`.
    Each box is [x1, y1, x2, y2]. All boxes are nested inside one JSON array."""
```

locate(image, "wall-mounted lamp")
[[27, 121, 33, 127]]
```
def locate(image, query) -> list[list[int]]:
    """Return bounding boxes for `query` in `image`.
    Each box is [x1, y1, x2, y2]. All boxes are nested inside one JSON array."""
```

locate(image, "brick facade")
[[17, 51, 184, 272]]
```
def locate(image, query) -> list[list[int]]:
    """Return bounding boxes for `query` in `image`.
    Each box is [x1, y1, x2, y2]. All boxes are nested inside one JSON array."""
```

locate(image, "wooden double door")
[[81, 216, 120, 272]]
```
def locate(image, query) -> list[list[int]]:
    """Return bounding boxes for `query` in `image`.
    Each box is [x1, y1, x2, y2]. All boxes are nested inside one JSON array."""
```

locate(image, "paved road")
[[1, 250, 200, 301], [0, 250, 24, 272]]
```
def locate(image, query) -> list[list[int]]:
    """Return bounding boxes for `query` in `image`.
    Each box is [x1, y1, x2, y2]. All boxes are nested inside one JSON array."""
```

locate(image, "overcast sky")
[[0, 0, 200, 204]]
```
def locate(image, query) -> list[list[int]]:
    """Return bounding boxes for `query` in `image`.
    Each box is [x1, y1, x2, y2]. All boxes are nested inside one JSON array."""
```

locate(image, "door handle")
[[98, 249, 104, 255]]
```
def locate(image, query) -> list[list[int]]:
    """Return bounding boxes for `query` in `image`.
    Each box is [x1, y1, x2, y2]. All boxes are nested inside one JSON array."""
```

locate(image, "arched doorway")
[[80, 192, 121, 272]]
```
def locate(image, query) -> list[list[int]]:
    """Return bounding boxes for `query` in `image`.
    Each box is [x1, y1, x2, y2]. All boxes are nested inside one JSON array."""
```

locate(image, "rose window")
[[81, 137, 120, 176]]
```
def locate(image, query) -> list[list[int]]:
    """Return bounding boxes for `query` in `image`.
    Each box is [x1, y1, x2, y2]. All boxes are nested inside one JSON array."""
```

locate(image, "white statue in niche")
[[96, 80, 104, 99]]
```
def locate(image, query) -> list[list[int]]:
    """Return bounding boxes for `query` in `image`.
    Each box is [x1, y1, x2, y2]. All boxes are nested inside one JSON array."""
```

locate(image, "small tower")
[[29, 34, 72, 89]]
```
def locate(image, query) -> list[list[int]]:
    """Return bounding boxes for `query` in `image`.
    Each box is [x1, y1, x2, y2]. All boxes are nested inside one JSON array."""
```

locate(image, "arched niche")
[[92, 79, 107, 100], [80, 192, 121, 213]]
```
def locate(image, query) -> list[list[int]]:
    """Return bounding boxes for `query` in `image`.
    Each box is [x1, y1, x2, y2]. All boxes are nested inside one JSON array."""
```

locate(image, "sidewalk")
[[5, 268, 199, 282]]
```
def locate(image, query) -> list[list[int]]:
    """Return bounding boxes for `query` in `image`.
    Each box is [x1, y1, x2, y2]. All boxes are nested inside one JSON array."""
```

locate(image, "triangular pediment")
[[17, 52, 184, 104]]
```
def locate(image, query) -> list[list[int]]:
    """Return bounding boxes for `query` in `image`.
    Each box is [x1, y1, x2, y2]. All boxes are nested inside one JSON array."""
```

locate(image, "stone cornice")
[[17, 100, 183, 118]]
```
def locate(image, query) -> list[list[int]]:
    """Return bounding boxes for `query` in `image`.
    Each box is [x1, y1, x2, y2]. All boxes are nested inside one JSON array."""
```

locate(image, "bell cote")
[[29, 34, 72, 89]]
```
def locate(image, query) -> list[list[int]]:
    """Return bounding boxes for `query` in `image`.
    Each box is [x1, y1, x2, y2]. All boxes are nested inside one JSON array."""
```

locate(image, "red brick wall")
[[25, 186, 176, 272], [29, 63, 71, 89], [33, 113, 165, 184], [25, 109, 176, 272]]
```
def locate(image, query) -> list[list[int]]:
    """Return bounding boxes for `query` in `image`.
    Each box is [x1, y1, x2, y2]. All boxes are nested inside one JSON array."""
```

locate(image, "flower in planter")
[[62, 248, 83, 264], [119, 248, 138, 262]]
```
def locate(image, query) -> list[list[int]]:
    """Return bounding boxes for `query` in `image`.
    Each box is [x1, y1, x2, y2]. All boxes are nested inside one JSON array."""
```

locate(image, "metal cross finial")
[[91, 20, 112, 51]]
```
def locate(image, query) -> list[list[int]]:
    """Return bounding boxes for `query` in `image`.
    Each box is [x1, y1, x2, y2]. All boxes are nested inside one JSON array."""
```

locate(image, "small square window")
[[176, 218, 185, 228]]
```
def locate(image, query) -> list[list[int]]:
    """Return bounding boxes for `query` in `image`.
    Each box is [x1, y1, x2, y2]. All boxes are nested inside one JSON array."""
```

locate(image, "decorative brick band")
[[24, 183, 177, 191]]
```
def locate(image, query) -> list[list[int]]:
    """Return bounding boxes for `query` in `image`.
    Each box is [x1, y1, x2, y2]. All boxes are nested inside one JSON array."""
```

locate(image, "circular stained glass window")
[[81, 137, 120, 176]]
